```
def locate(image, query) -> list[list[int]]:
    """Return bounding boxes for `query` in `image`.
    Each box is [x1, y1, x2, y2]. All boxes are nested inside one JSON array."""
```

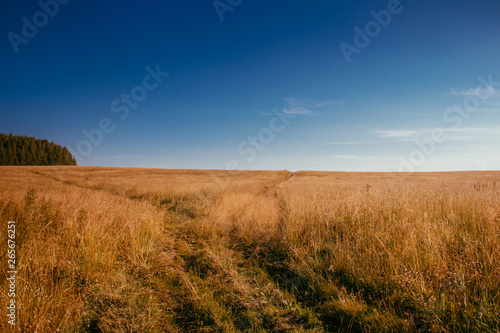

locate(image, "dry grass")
[[0, 166, 499, 332]]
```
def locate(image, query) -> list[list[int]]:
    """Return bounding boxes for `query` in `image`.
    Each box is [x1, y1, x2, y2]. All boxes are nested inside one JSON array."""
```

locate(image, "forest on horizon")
[[0, 133, 77, 166]]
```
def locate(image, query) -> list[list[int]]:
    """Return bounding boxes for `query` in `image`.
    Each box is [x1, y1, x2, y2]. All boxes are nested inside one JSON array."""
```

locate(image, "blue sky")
[[1, 0, 499, 171]]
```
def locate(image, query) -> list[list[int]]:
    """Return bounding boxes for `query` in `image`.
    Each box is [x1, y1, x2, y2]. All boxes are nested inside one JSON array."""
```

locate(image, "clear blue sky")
[[1, 0, 499, 171]]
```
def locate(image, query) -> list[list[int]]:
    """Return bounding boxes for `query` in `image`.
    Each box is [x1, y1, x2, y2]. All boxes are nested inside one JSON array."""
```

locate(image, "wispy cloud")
[[466, 107, 500, 113], [410, 112, 429, 117], [376, 126, 500, 141], [326, 126, 500, 146], [334, 155, 378, 160], [376, 130, 419, 138], [450, 87, 496, 97], [283, 97, 346, 115], [325, 139, 411, 145], [450, 86, 500, 112], [312, 154, 383, 161], [446, 104, 500, 113], [103, 154, 152, 159], [313, 99, 347, 107], [481, 101, 500, 106]]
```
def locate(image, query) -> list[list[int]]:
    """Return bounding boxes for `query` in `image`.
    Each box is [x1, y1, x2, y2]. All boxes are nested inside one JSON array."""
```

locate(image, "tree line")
[[0, 133, 77, 166]]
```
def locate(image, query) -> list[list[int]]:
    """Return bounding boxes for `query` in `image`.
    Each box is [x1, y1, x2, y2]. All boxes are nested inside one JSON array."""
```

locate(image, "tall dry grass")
[[0, 166, 499, 332]]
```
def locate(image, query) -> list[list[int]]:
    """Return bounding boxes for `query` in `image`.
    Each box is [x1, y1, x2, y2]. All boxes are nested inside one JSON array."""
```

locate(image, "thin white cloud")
[[450, 87, 497, 97], [472, 160, 487, 171], [375, 126, 500, 141], [325, 139, 412, 145], [446, 105, 500, 113], [326, 126, 500, 146], [283, 106, 312, 115], [376, 130, 419, 138], [312, 155, 383, 161], [450, 126, 500, 132], [104, 154, 151, 159], [335, 155, 358, 159], [283, 97, 346, 115], [470, 108, 500, 113], [481, 101, 500, 106], [313, 99, 347, 107], [450, 86, 500, 113], [334, 155, 378, 160]]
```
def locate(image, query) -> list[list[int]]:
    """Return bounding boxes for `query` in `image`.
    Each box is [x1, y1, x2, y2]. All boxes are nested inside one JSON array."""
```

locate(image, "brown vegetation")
[[0, 166, 499, 332]]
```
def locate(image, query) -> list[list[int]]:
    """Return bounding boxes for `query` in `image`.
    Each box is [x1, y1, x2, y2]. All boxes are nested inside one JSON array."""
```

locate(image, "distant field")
[[0, 166, 499, 332]]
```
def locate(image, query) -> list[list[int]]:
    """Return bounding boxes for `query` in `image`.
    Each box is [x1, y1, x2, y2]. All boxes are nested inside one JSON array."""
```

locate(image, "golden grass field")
[[0, 166, 499, 332]]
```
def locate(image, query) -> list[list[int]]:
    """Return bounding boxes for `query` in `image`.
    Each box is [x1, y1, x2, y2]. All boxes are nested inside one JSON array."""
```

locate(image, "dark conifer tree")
[[0, 133, 77, 166]]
